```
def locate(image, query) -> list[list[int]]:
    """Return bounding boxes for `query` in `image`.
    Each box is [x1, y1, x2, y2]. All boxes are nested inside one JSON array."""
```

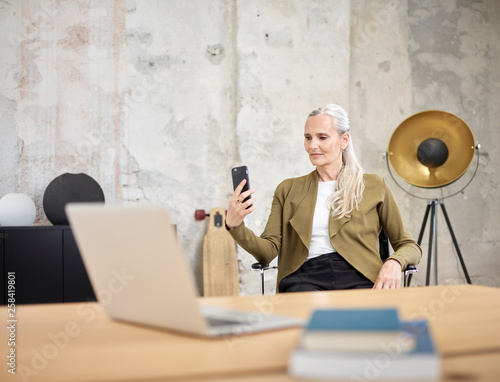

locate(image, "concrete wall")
[[1, 0, 498, 295], [350, 0, 500, 288]]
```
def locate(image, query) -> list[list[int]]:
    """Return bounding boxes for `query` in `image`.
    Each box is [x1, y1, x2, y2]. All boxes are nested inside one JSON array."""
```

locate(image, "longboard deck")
[[203, 207, 239, 297]]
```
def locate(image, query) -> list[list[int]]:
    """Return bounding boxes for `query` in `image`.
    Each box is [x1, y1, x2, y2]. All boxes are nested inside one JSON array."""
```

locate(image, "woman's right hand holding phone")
[[226, 179, 256, 230]]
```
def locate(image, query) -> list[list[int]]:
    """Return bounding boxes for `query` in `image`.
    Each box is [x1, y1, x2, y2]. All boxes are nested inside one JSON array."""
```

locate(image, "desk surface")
[[1, 284, 500, 382]]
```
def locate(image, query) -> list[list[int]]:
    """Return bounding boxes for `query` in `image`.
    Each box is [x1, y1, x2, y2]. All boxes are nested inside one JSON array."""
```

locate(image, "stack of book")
[[288, 308, 441, 380]]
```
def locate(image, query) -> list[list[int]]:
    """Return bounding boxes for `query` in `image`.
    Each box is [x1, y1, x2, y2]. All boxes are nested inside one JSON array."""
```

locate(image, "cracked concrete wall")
[[350, 0, 500, 287], [234, 0, 351, 294], [0, 0, 498, 295]]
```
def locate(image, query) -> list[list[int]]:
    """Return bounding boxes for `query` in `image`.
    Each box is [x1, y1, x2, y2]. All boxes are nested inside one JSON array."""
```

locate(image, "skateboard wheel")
[[194, 209, 207, 220]]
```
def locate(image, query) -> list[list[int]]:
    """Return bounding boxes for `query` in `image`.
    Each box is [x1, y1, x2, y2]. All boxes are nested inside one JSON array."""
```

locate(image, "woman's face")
[[304, 114, 349, 168]]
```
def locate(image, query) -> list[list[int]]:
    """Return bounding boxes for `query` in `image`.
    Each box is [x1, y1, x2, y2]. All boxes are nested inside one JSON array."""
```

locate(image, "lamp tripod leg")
[[417, 202, 432, 245], [408, 202, 432, 287], [439, 202, 472, 284], [425, 200, 438, 286], [432, 200, 438, 285]]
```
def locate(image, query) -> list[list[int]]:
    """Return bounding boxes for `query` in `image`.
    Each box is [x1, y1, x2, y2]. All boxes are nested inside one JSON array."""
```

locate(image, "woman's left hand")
[[372, 259, 402, 289]]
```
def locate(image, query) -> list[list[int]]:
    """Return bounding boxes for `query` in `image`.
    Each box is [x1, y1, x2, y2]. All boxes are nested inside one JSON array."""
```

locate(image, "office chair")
[[378, 229, 418, 288], [251, 229, 418, 295]]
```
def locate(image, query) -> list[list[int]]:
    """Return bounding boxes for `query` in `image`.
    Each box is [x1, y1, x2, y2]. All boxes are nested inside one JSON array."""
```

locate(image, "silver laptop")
[[65, 204, 304, 337]]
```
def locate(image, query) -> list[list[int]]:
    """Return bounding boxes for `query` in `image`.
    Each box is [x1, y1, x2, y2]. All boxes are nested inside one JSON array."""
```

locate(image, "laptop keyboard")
[[206, 316, 244, 327]]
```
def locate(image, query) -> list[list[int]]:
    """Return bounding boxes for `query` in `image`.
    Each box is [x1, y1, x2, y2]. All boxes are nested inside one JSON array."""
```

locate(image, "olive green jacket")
[[228, 170, 421, 291]]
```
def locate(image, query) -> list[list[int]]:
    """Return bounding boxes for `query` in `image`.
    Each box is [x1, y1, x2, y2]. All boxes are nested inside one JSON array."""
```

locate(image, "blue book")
[[306, 308, 401, 331], [300, 308, 403, 352], [289, 319, 441, 380]]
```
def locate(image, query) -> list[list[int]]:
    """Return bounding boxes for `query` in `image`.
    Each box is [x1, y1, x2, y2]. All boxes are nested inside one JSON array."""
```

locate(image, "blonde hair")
[[308, 104, 365, 219]]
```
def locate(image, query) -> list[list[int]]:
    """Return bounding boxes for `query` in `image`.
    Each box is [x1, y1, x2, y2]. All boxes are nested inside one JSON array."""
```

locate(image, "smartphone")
[[231, 166, 251, 205]]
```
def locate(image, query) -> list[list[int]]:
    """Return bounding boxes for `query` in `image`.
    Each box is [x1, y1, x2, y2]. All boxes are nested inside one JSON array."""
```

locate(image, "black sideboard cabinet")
[[0, 226, 96, 305]]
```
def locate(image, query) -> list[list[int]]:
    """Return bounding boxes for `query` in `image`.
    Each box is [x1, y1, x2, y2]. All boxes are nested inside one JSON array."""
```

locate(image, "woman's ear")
[[341, 132, 350, 151]]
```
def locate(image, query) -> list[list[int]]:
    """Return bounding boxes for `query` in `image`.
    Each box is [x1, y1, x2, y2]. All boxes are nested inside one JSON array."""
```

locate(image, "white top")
[[307, 180, 337, 260]]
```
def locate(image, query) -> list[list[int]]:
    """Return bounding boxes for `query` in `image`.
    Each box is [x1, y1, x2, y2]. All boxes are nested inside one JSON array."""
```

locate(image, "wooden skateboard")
[[195, 208, 239, 297]]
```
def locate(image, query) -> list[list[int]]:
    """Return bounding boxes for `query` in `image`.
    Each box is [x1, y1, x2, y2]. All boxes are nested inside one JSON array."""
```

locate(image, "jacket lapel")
[[289, 171, 318, 250], [329, 214, 351, 239]]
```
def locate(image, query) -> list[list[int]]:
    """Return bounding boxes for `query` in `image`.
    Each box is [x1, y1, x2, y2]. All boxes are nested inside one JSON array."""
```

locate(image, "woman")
[[226, 104, 421, 292]]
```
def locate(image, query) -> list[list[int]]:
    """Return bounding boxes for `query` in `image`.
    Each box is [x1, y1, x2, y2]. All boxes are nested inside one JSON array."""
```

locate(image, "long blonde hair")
[[308, 104, 365, 219]]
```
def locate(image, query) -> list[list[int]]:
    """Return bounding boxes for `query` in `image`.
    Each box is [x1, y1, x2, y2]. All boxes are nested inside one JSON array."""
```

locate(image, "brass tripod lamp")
[[386, 110, 479, 285]]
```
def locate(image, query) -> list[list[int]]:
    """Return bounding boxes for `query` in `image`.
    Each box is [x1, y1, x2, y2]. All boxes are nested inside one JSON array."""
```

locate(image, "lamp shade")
[[388, 110, 475, 188]]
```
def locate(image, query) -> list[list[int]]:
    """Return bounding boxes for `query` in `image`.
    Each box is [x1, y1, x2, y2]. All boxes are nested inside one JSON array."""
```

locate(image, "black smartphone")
[[231, 165, 251, 205]]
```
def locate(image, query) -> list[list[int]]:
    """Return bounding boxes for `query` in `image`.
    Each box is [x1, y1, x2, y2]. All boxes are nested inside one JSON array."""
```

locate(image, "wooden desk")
[[1, 285, 499, 381]]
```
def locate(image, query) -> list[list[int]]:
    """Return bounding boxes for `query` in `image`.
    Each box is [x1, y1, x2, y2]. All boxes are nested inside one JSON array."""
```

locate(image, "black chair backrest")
[[378, 228, 390, 261]]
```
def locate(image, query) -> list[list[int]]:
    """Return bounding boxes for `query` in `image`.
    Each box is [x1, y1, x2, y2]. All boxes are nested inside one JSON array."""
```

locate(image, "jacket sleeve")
[[378, 179, 422, 270], [227, 184, 284, 265]]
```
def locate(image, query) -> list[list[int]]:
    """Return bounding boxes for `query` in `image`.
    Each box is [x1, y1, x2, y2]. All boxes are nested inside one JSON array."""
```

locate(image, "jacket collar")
[[329, 211, 351, 238]]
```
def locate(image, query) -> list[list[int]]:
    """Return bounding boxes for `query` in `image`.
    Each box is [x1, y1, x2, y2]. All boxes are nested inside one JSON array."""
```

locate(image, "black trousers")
[[278, 252, 374, 293]]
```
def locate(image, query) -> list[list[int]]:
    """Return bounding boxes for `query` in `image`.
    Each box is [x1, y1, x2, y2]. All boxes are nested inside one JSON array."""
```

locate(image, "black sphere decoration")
[[43, 173, 105, 225]]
